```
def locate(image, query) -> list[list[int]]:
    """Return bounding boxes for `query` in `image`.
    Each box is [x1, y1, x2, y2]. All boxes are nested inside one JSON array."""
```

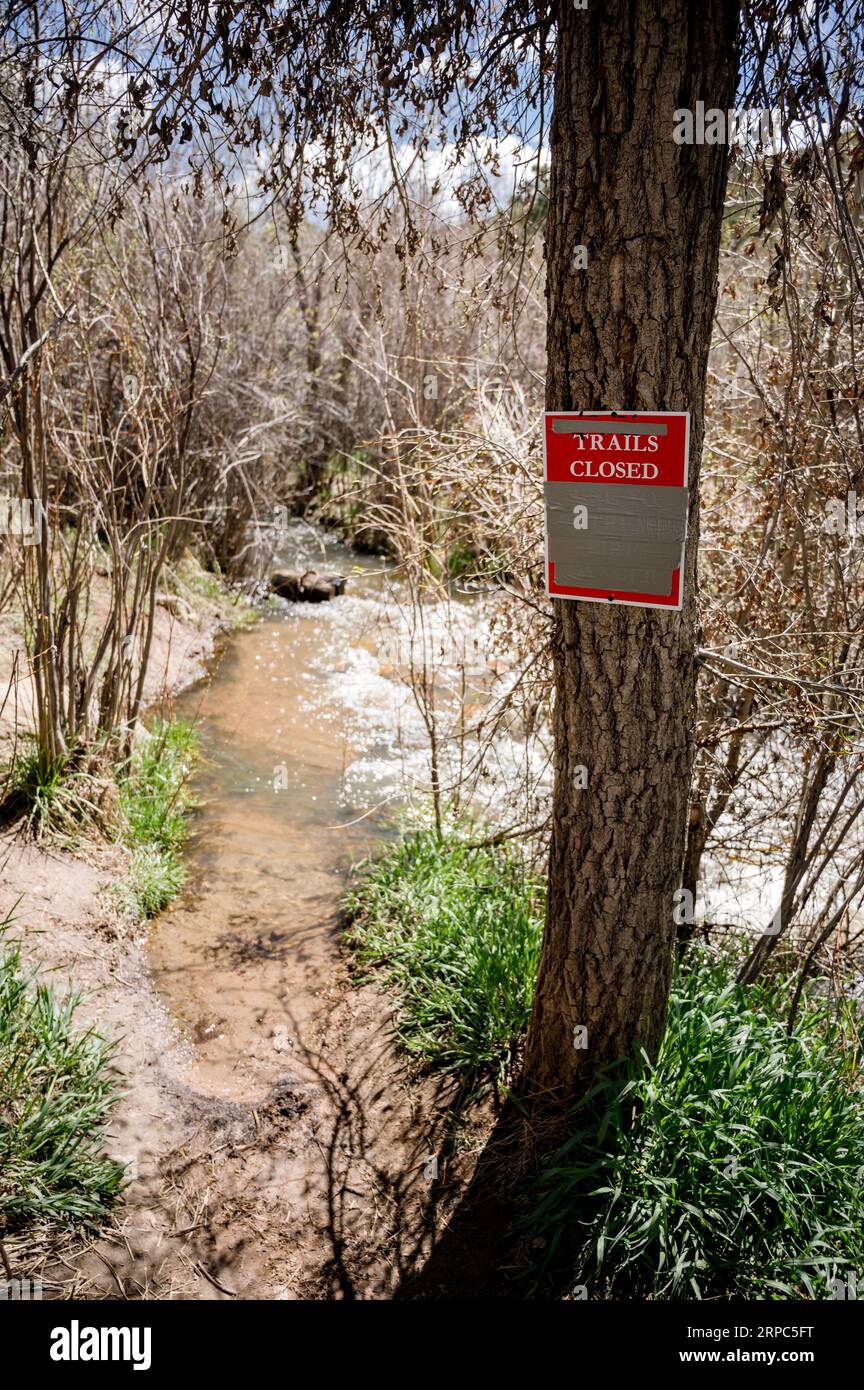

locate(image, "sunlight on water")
[[148, 523, 549, 1100]]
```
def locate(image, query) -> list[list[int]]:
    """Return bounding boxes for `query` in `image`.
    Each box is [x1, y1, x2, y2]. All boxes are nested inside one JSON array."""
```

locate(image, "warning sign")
[[543, 411, 690, 609]]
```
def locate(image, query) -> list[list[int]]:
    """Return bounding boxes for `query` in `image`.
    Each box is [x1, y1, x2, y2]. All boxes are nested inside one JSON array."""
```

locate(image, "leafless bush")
[[688, 133, 864, 995]]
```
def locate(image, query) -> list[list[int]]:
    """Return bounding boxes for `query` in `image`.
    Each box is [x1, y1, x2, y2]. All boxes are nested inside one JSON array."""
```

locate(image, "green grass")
[[2, 715, 200, 848], [0, 718, 195, 1236], [115, 717, 198, 917], [526, 950, 864, 1300], [1, 741, 113, 842], [345, 825, 864, 1299], [0, 926, 125, 1229], [343, 825, 544, 1086], [2, 719, 197, 915]]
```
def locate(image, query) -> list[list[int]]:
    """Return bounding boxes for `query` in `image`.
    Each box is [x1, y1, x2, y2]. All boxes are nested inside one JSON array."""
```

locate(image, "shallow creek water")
[[147, 522, 547, 1106], [148, 529, 409, 1100], [147, 523, 552, 1109]]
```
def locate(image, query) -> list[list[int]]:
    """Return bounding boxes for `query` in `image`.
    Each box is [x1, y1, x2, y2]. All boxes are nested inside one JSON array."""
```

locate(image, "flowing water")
[[149, 530, 401, 1099], [148, 524, 549, 1104], [139, 526, 560, 1296]]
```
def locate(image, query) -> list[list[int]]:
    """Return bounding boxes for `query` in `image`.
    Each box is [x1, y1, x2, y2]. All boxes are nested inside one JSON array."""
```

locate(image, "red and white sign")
[[543, 410, 690, 610]]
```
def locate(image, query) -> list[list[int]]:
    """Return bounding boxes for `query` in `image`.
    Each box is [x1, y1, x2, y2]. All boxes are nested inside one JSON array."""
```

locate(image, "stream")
[[148, 524, 542, 1104], [148, 528, 405, 1099]]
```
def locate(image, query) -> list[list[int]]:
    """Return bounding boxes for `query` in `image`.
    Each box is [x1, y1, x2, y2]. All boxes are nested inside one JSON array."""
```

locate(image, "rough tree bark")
[[523, 0, 741, 1099]]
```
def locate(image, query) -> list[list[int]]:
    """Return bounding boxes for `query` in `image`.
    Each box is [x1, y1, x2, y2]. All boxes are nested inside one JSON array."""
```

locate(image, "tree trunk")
[[523, 0, 741, 1100]]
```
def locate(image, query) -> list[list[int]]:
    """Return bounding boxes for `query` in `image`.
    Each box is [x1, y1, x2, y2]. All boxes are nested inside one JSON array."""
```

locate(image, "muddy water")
[[148, 532, 407, 1101]]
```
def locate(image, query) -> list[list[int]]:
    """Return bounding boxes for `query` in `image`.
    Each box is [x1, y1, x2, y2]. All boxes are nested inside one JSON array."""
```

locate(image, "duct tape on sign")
[[543, 411, 690, 609]]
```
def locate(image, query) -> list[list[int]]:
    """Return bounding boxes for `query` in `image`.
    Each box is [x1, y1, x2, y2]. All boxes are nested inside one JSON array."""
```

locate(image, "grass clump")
[[526, 949, 864, 1300], [344, 825, 543, 1086], [0, 928, 125, 1229], [116, 717, 198, 917], [1, 741, 116, 842], [2, 718, 197, 914]]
